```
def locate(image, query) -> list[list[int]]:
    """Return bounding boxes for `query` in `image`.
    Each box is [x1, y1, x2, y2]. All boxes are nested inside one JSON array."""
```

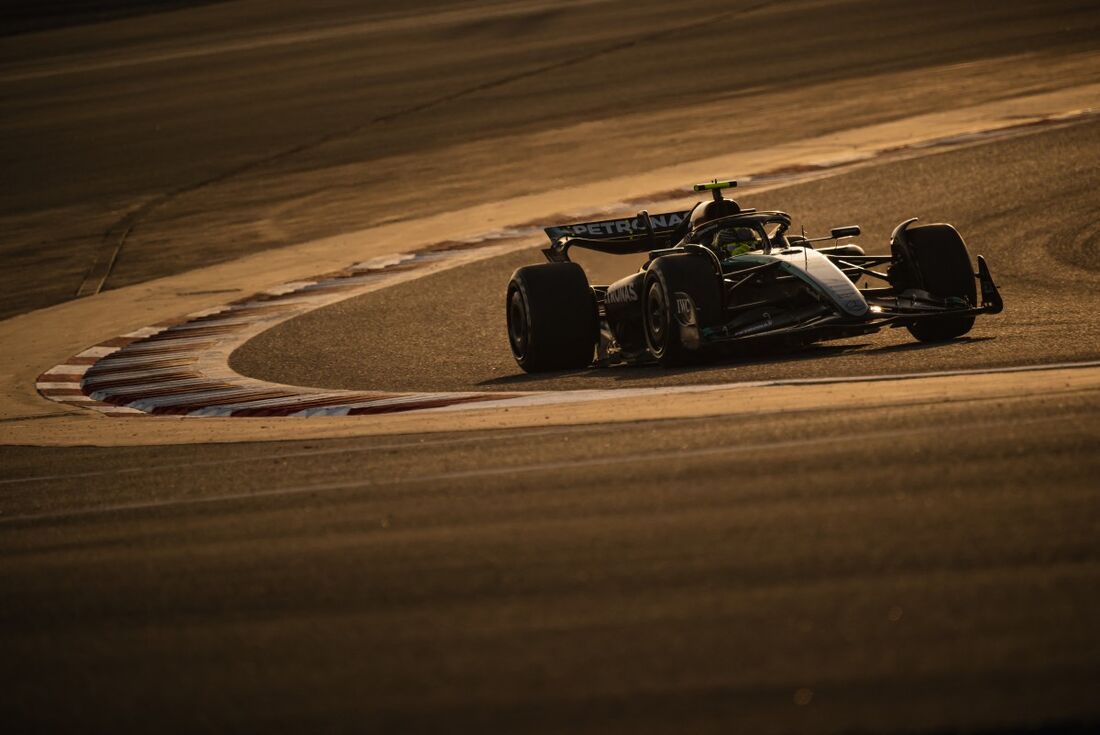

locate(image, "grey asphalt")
[[232, 119, 1100, 393], [2, 0, 1098, 318], [3, 389, 1099, 733]]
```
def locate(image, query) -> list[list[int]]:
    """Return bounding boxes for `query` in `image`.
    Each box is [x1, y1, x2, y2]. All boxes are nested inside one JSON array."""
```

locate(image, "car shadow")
[[480, 334, 999, 387], [857, 335, 994, 355], [477, 342, 875, 387]]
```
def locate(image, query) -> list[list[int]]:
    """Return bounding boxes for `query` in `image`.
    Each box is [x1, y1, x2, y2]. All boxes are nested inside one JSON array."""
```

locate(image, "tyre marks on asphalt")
[[72, 0, 778, 298]]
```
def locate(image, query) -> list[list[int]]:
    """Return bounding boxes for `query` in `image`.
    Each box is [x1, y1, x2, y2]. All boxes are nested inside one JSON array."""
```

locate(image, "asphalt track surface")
[[233, 119, 1100, 392], [3, 0, 1099, 317], [4, 389, 1099, 733], [3, 1, 1100, 733]]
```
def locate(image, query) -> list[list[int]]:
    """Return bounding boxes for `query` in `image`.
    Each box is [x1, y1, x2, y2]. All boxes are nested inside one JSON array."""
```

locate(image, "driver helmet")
[[714, 226, 759, 257]]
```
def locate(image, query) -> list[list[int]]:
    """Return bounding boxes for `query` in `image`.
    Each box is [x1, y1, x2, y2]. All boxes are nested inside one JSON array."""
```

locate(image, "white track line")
[[7, 387, 1098, 489], [422, 361, 1100, 412]]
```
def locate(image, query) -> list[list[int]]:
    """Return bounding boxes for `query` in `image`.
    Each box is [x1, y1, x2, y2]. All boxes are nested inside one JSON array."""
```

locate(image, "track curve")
[[34, 116, 1100, 422], [5, 5, 1100, 733], [233, 117, 1100, 394]]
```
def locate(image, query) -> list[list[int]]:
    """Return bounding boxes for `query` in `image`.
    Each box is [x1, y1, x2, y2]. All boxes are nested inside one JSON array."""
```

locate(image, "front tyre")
[[507, 263, 597, 372], [643, 254, 721, 366], [901, 224, 977, 342]]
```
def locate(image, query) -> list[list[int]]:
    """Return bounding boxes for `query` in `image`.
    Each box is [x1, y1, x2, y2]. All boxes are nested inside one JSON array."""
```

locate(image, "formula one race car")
[[506, 180, 1003, 371]]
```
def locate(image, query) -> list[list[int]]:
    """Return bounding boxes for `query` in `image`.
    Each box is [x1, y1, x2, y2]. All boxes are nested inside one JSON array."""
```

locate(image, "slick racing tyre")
[[901, 224, 977, 342], [643, 254, 722, 367], [507, 262, 597, 372]]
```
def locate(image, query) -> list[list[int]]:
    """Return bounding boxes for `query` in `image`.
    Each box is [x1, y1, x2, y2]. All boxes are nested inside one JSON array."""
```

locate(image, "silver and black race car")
[[506, 180, 1002, 372]]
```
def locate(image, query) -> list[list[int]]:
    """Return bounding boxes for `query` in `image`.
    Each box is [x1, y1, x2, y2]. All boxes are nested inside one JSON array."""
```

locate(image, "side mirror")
[[831, 225, 861, 239]]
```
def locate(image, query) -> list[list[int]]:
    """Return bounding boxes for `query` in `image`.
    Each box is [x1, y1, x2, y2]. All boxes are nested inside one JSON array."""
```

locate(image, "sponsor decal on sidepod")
[[606, 282, 638, 305]]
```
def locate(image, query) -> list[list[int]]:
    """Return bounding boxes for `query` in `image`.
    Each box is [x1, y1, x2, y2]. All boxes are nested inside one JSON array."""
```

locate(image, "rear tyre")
[[507, 263, 597, 372], [901, 224, 977, 342], [643, 254, 722, 366]]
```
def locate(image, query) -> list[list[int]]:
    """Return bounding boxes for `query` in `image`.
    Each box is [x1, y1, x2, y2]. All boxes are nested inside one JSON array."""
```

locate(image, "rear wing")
[[542, 210, 692, 263], [544, 210, 691, 242]]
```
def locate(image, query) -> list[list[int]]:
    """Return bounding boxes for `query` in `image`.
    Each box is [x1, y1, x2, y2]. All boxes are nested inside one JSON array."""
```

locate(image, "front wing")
[[695, 255, 1004, 347]]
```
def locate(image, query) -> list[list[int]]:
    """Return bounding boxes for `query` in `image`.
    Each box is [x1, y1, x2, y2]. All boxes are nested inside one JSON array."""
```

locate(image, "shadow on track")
[[2, 1, 226, 37], [858, 335, 995, 355], [479, 336, 996, 387]]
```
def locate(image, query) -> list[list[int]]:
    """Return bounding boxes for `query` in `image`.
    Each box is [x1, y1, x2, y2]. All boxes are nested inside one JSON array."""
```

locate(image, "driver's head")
[[715, 226, 759, 256]]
